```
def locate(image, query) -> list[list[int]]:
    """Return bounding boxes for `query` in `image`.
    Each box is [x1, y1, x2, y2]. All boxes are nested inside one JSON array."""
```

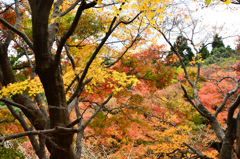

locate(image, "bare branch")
[[67, 77, 92, 104], [194, 63, 201, 85], [0, 126, 78, 146], [214, 76, 240, 117], [0, 18, 33, 50], [183, 142, 212, 159], [61, 0, 81, 17], [82, 92, 113, 129], [0, 3, 14, 15], [74, 98, 83, 159], [181, 84, 209, 119], [64, 45, 76, 71], [12, 65, 31, 70], [4, 0, 21, 47], [104, 34, 140, 68], [0, 118, 16, 124], [154, 27, 194, 87], [65, 73, 82, 93], [0, 98, 28, 110], [105, 15, 145, 68]]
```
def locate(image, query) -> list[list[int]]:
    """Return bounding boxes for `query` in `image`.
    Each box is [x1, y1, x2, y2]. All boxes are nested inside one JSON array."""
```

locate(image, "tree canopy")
[[0, 0, 240, 159]]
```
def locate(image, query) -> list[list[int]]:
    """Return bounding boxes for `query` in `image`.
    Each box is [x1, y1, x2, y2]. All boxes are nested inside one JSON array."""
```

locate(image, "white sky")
[[196, 2, 240, 49], [153, 1, 240, 53]]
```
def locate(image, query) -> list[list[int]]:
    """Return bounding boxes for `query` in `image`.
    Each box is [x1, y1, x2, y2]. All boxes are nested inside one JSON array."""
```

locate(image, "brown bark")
[[236, 111, 240, 158], [0, 39, 47, 159], [28, 1, 75, 158], [0, 0, 135, 158]]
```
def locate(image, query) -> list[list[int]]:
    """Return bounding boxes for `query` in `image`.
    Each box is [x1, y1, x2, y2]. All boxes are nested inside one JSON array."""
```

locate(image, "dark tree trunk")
[[0, 43, 46, 130], [236, 111, 240, 158], [220, 119, 236, 159], [28, 0, 75, 158]]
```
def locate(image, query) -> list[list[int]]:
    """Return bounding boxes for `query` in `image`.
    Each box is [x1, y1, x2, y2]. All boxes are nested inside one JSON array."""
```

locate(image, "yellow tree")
[[0, 0, 170, 158]]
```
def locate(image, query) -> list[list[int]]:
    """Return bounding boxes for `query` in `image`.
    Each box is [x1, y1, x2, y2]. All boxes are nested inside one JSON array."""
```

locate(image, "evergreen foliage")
[[199, 44, 210, 60], [172, 35, 194, 66], [204, 46, 236, 65], [211, 34, 225, 53]]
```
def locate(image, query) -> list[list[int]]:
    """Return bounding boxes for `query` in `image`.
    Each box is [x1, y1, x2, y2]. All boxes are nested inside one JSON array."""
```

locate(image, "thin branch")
[[81, 92, 113, 129], [214, 75, 240, 117], [181, 84, 209, 119], [54, 1, 96, 69], [65, 72, 82, 93], [165, 148, 193, 156], [64, 45, 76, 70], [0, 126, 78, 146], [0, 98, 28, 110], [105, 15, 145, 68], [67, 12, 141, 104], [104, 35, 140, 68], [74, 97, 83, 159], [0, 18, 33, 50], [67, 77, 92, 104], [0, 118, 16, 124], [194, 63, 201, 85], [154, 27, 193, 87], [4, 0, 21, 47], [61, 0, 81, 17], [12, 65, 31, 70], [67, 102, 95, 128], [183, 142, 212, 159], [0, 3, 14, 14]]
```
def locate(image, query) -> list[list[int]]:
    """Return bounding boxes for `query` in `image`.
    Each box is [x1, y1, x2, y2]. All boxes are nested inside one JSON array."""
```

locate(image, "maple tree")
[[0, 0, 240, 158], [151, 4, 240, 159], [0, 0, 171, 158]]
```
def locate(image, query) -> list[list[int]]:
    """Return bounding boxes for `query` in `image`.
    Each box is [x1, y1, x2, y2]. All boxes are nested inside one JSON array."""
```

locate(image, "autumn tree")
[[0, 0, 170, 158], [149, 1, 240, 158]]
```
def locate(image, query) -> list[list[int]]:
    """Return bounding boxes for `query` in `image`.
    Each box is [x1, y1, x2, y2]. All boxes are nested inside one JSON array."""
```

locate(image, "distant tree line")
[[170, 34, 237, 66]]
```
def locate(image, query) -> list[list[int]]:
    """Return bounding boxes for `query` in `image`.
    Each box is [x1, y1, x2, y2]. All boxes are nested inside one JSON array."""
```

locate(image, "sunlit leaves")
[[223, 0, 231, 5], [0, 77, 44, 99]]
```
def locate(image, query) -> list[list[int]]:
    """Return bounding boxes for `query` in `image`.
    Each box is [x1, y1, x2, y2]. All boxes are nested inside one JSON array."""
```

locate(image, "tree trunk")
[[236, 111, 240, 158], [220, 121, 236, 159], [28, 0, 75, 158], [37, 65, 75, 159]]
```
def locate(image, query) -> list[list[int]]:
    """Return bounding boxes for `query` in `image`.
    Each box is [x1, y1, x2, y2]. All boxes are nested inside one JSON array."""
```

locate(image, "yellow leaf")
[[97, 0, 101, 5], [223, 0, 231, 5]]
